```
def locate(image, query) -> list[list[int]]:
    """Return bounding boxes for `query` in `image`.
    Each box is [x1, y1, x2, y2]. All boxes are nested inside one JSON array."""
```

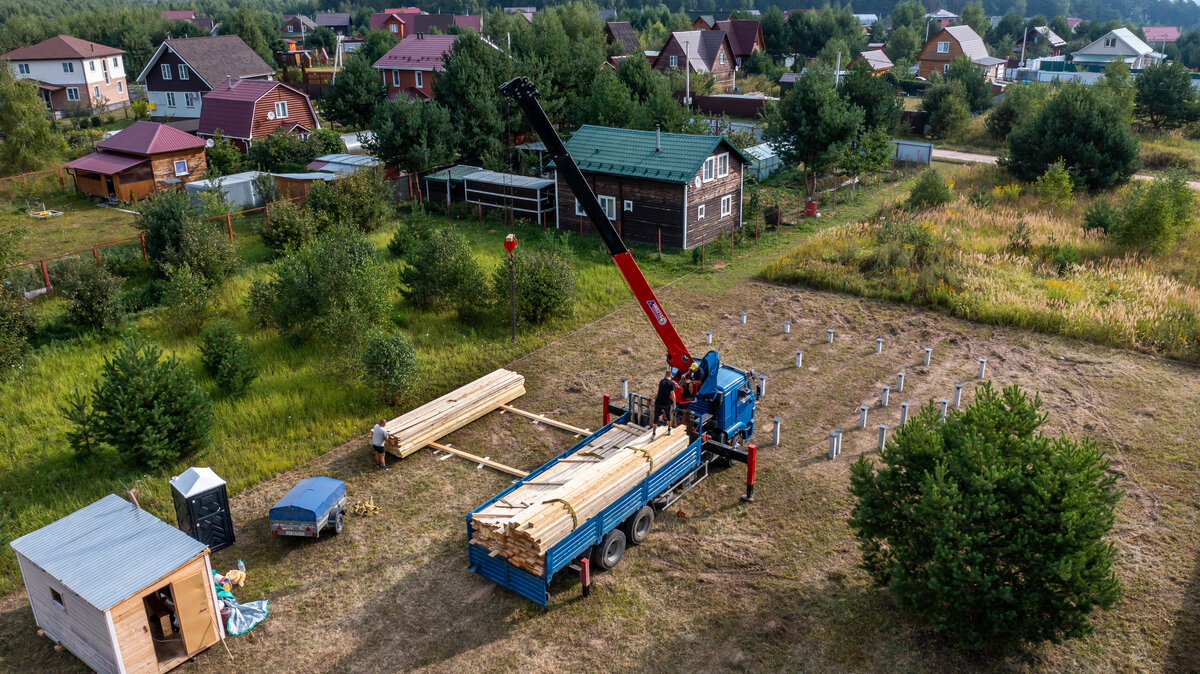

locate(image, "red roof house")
[[160, 10, 196, 21], [64, 121, 207, 201], [1143, 26, 1180, 45], [370, 7, 423, 35], [373, 33, 460, 101], [712, 19, 764, 66], [197, 78, 320, 151]]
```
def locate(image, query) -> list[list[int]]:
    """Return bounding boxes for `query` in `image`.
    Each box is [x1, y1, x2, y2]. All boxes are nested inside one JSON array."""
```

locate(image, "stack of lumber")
[[470, 423, 690, 575], [385, 369, 525, 457]]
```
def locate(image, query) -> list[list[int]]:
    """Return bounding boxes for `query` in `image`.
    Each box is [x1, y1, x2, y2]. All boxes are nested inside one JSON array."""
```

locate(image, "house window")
[[112, 57, 120, 68], [392, 70, 401, 87], [669, 55, 678, 67], [17, 63, 29, 75], [719, 52, 726, 65], [599, 195, 616, 220], [702, 157, 715, 182], [575, 199, 586, 216], [936, 41, 950, 53], [62, 62, 75, 73], [173, 160, 189, 176], [89, 60, 96, 71], [716, 153, 729, 178], [415, 71, 423, 88], [93, 85, 100, 99], [275, 101, 289, 118], [66, 87, 79, 101], [117, 80, 123, 93], [389, 23, 398, 33], [178, 64, 189, 80], [942, 64, 950, 74], [697, 204, 706, 219], [288, 24, 295, 32], [721, 195, 732, 216], [166, 92, 176, 107], [1104, 37, 1116, 48], [623, 199, 633, 212], [161, 63, 172, 80], [185, 92, 196, 107], [50, 588, 64, 609]]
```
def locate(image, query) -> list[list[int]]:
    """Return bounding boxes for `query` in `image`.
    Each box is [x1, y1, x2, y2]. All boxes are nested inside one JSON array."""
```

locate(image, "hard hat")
[[689, 362, 699, 371]]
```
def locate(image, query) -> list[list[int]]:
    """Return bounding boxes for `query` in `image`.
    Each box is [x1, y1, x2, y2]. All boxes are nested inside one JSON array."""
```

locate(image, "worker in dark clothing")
[[651, 370, 678, 439]]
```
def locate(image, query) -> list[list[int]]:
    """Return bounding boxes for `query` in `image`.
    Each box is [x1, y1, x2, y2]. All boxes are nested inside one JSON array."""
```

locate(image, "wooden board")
[[384, 369, 525, 458], [428, 442, 528, 478]]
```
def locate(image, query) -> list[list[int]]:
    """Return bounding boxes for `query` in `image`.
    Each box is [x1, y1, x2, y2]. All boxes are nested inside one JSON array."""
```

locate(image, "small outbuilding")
[[423, 164, 482, 204], [9, 495, 224, 674], [272, 171, 340, 199], [184, 171, 266, 210], [170, 467, 236, 552], [743, 143, 781, 180], [462, 170, 556, 224]]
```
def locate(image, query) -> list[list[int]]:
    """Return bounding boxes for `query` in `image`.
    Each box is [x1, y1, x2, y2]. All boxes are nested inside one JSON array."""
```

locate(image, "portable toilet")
[[170, 467, 235, 551]]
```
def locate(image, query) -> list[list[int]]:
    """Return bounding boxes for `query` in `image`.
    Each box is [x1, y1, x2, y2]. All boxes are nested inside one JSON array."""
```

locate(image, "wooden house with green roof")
[[554, 125, 748, 250]]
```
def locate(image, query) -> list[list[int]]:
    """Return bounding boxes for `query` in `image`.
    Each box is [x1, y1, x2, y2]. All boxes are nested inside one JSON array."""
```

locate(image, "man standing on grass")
[[372, 419, 390, 471]]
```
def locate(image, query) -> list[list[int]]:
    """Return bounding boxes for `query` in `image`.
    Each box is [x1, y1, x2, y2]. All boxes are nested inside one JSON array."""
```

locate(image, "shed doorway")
[[141, 570, 214, 666], [143, 585, 185, 664]]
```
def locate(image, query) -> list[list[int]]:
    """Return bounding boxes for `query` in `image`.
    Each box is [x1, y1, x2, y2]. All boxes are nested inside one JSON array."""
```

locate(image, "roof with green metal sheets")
[[556, 125, 749, 184]]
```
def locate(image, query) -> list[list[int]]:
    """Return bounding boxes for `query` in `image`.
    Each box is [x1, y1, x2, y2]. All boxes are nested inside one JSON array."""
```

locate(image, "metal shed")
[[892, 139, 933, 165], [9, 495, 224, 674], [462, 170, 556, 223], [305, 153, 381, 175], [184, 171, 266, 210], [170, 467, 235, 552], [340, 130, 376, 154]]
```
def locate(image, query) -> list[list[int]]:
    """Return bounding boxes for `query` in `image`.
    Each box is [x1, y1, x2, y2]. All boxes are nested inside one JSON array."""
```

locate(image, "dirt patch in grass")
[[3, 273, 1195, 672]]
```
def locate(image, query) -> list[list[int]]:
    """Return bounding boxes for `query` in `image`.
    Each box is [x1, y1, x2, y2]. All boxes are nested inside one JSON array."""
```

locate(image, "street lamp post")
[[504, 233, 517, 343]]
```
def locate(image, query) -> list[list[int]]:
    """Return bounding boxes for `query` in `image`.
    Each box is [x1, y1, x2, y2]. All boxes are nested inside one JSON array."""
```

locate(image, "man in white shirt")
[[372, 419, 390, 471]]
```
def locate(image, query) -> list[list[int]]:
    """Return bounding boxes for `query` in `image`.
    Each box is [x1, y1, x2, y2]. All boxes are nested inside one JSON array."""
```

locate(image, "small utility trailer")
[[269, 476, 347, 538]]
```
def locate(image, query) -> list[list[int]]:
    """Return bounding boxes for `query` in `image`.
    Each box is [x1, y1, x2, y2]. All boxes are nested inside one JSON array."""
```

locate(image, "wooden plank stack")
[[385, 369, 526, 457], [470, 423, 690, 576]]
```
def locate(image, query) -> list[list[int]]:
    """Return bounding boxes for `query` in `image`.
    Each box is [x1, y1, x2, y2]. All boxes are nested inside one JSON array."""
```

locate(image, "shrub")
[[1035, 159, 1073, 211], [922, 80, 970, 139], [401, 229, 487, 318], [164, 218, 239, 285], [71, 337, 214, 469], [492, 245, 577, 325], [306, 168, 393, 233], [1008, 221, 1033, 253], [199, 320, 257, 396], [1083, 200, 1119, 234], [54, 257, 125, 330], [120, 279, 165, 314], [386, 216, 435, 260], [848, 383, 1123, 651], [1051, 244, 1082, 274], [204, 132, 244, 177], [0, 282, 33, 373], [986, 82, 1050, 140], [1113, 171, 1196, 253], [907, 169, 954, 211], [359, 329, 418, 403], [259, 200, 318, 253], [194, 183, 233, 218], [253, 172, 278, 203], [129, 100, 150, 120], [245, 279, 277, 328], [163, 263, 213, 334], [135, 189, 197, 265], [101, 245, 149, 278]]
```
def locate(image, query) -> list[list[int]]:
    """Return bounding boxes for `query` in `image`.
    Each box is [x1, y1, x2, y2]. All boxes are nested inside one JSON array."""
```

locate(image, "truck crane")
[[463, 78, 761, 607]]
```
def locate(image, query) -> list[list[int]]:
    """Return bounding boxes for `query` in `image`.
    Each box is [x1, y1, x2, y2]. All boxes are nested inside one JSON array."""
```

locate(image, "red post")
[[657, 229, 662, 260], [40, 260, 50, 291], [57, 168, 63, 187], [92, 247, 98, 260], [741, 444, 757, 503], [140, 234, 147, 260], [579, 556, 591, 598], [225, 214, 234, 242], [603, 393, 611, 426], [408, 174, 413, 202]]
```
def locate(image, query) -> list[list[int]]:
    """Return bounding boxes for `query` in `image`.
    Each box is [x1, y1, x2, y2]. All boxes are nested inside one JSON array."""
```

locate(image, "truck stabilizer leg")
[[741, 444, 757, 503], [580, 557, 591, 598], [603, 393, 611, 426]]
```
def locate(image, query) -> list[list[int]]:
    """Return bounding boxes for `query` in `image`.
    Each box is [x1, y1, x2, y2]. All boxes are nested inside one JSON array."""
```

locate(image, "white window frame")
[[17, 63, 29, 75], [942, 64, 950, 74], [598, 195, 616, 220], [62, 61, 74, 73], [389, 23, 398, 33], [669, 55, 678, 67], [275, 100, 289, 118], [697, 204, 706, 219], [288, 24, 295, 32], [392, 70, 401, 87], [702, 157, 715, 182], [415, 71, 423, 88], [721, 195, 732, 217], [575, 199, 586, 216], [166, 91, 176, 107], [161, 63, 172, 80], [112, 57, 119, 68], [623, 199, 633, 212], [66, 87, 79, 101], [1104, 37, 1116, 48], [185, 92, 196, 107], [936, 41, 950, 53], [716, 152, 729, 178], [173, 159, 189, 176], [178, 64, 189, 80], [719, 52, 726, 65], [117, 80, 123, 93]]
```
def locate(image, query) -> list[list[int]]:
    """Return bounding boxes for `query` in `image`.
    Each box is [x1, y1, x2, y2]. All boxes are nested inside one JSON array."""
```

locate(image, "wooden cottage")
[[604, 21, 643, 54], [64, 121, 207, 201], [654, 30, 737, 92], [917, 25, 1005, 81], [273, 171, 339, 199], [553, 125, 748, 250], [197, 77, 320, 152], [136, 35, 274, 120], [9, 495, 224, 674]]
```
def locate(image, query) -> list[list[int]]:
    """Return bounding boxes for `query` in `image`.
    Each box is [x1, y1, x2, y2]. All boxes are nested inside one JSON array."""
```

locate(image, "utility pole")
[[684, 40, 692, 106], [834, 50, 842, 87]]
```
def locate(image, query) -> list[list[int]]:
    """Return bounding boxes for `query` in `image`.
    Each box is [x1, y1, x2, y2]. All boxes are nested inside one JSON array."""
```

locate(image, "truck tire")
[[332, 510, 344, 535], [623, 506, 654, 545], [718, 431, 744, 468], [593, 529, 626, 571]]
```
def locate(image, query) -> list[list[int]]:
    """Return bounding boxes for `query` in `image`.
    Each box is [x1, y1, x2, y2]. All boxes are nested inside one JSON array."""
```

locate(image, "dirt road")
[[2, 273, 1197, 673]]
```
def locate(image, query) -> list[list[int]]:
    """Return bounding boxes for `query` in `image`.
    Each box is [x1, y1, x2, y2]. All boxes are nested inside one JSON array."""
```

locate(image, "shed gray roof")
[[463, 170, 554, 189], [10, 495, 208, 610]]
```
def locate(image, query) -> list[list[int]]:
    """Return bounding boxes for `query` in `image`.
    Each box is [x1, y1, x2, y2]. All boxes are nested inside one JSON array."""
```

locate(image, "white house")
[[1072, 28, 1165, 69], [2, 35, 129, 118]]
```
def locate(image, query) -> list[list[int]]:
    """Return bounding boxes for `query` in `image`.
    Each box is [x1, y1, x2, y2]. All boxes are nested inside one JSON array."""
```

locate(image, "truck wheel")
[[623, 506, 654, 545], [593, 529, 626, 571], [333, 510, 344, 535]]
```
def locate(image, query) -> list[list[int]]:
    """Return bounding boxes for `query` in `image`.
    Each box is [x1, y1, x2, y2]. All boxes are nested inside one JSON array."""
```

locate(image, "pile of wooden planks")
[[470, 423, 690, 576], [384, 369, 526, 457]]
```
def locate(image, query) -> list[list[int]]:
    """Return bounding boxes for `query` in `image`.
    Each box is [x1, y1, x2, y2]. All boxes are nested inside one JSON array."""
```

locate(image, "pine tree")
[[435, 31, 511, 162], [764, 68, 863, 197], [321, 54, 386, 129], [1135, 61, 1200, 130], [368, 100, 459, 175]]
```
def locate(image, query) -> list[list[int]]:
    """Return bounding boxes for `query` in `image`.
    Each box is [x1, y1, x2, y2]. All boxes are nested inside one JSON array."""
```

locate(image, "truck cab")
[[688, 350, 757, 455]]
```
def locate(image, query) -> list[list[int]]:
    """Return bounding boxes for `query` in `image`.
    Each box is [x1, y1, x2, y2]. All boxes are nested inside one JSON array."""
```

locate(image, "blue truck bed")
[[468, 412, 705, 607], [270, 477, 345, 523]]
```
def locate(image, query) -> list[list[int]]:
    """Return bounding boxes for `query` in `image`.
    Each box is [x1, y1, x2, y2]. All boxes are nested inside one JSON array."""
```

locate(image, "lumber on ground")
[[428, 441, 529, 477], [384, 369, 525, 457], [469, 424, 690, 576], [499, 405, 591, 436]]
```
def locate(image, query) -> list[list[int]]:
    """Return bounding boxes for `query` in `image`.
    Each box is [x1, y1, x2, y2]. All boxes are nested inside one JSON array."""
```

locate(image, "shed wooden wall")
[[16, 553, 121, 674], [149, 149, 207, 191], [684, 149, 745, 248], [555, 172, 687, 249]]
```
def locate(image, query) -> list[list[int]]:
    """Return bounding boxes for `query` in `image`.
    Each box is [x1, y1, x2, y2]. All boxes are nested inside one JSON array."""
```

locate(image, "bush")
[[492, 245, 577, 325], [400, 229, 486, 318], [1083, 200, 1119, 234], [245, 279, 277, 328], [101, 245, 149, 278], [163, 263, 213, 334], [306, 168, 393, 233], [54, 257, 125, 330], [1035, 159, 1073, 211], [986, 83, 1050, 140], [0, 282, 33, 373], [120, 279, 165, 314], [135, 189, 197, 265], [259, 200, 318, 254], [1113, 171, 1196, 253], [848, 383, 1122, 651], [907, 169, 954, 211], [359, 329, 418, 403], [1051, 244, 1082, 274], [199, 320, 257, 396], [71, 337, 214, 469], [386, 216, 435, 260], [922, 80, 970, 139], [165, 219, 239, 285]]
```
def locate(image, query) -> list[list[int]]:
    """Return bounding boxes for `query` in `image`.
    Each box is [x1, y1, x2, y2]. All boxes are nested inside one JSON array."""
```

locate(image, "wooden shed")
[[63, 121, 208, 202], [463, 170, 555, 224], [272, 171, 339, 200], [9, 494, 224, 674]]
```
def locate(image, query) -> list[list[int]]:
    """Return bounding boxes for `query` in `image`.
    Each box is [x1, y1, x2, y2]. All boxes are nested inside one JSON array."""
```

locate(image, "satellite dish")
[[267, 111, 276, 120], [205, 138, 215, 148]]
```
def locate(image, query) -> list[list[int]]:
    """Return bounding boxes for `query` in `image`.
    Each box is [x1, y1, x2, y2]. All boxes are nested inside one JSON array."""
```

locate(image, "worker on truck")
[[651, 370, 679, 439]]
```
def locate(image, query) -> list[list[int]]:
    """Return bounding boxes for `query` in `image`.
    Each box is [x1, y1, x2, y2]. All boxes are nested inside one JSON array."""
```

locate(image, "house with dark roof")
[[63, 121, 208, 200], [654, 30, 736, 91], [3, 35, 129, 118], [552, 125, 748, 250], [1015, 26, 1066, 57], [161, 10, 217, 34], [917, 25, 1004, 80], [198, 78, 320, 151], [136, 35, 275, 119], [605, 22, 643, 54], [281, 14, 319, 37], [926, 9, 958, 28], [693, 15, 716, 30], [373, 33, 467, 101], [315, 12, 353, 36], [712, 19, 764, 66]]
